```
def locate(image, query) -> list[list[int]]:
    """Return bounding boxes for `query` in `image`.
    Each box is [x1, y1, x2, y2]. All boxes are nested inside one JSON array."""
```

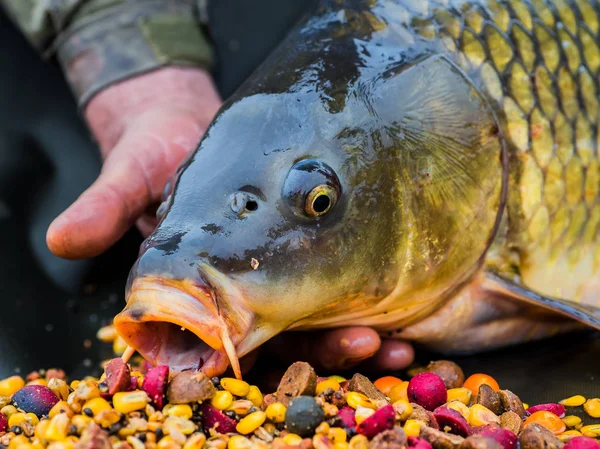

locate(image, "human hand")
[[46, 67, 222, 259]]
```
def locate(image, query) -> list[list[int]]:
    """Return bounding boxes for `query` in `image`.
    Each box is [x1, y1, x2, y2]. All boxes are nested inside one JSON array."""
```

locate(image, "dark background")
[[0, 0, 599, 419]]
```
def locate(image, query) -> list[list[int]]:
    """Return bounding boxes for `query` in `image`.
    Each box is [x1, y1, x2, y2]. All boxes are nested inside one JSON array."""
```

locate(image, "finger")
[[366, 339, 415, 372], [264, 327, 381, 372], [47, 117, 199, 259]]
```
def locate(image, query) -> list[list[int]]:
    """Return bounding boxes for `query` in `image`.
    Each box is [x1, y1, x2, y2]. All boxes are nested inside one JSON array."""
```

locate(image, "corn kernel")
[[583, 398, 600, 418], [164, 404, 193, 420], [2, 405, 18, 417], [126, 436, 145, 449], [329, 427, 347, 443], [523, 403, 529, 410], [282, 434, 303, 446], [157, 435, 179, 449], [211, 391, 234, 411], [0, 377, 25, 397], [246, 386, 263, 407], [335, 443, 349, 449], [468, 404, 500, 427], [580, 424, 600, 437], [94, 409, 121, 427], [558, 430, 582, 442], [447, 388, 472, 405], [313, 434, 332, 449], [8, 435, 30, 449], [26, 379, 47, 387], [45, 413, 70, 441], [164, 416, 196, 436], [355, 406, 375, 425], [25, 413, 39, 426], [47, 441, 75, 449], [31, 441, 45, 449], [228, 435, 252, 449], [48, 401, 73, 419], [34, 420, 50, 443], [348, 434, 368, 449], [315, 422, 330, 434], [220, 378, 250, 397], [0, 396, 11, 408], [446, 401, 470, 420], [346, 392, 375, 410], [8, 413, 28, 428], [113, 336, 128, 355], [560, 395, 587, 407], [562, 416, 582, 428], [183, 433, 207, 449], [328, 376, 346, 383], [388, 382, 410, 403], [236, 411, 266, 435], [228, 400, 254, 416], [82, 397, 112, 416], [113, 391, 150, 414], [404, 419, 422, 438], [391, 399, 413, 421], [316, 380, 341, 395], [69, 381, 80, 390], [265, 402, 286, 423], [70, 415, 92, 433], [97, 324, 117, 342], [47, 379, 70, 402], [16, 444, 36, 449]]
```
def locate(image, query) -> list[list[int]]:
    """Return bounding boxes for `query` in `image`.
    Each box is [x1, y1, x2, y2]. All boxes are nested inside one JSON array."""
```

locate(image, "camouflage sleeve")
[[1, 0, 214, 107]]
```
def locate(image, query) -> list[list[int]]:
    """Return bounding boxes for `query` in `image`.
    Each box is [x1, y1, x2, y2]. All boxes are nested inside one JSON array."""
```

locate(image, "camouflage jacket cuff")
[[55, 0, 213, 108]]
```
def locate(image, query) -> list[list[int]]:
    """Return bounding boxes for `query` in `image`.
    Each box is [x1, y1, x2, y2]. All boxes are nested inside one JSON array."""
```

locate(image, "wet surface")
[[0, 1, 599, 408]]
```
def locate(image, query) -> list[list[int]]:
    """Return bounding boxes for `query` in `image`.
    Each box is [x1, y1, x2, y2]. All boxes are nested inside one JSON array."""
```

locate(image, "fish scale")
[[396, 0, 600, 305]]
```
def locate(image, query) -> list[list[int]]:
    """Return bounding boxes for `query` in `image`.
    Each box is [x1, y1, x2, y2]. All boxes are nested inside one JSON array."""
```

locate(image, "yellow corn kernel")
[[447, 388, 472, 405], [97, 324, 117, 342], [27, 379, 47, 387], [112, 336, 128, 355], [0, 396, 11, 408], [348, 434, 368, 449], [468, 404, 500, 427], [8, 434, 30, 449], [220, 378, 250, 397], [47, 379, 70, 402], [404, 420, 422, 438], [583, 398, 600, 418], [47, 441, 75, 449], [183, 433, 207, 449], [388, 382, 410, 403], [446, 401, 470, 420], [346, 392, 376, 410], [282, 434, 303, 446], [560, 395, 587, 407], [265, 402, 287, 423], [227, 400, 254, 416], [25, 413, 39, 426], [335, 443, 349, 449], [164, 404, 193, 420], [44, 413, 70, 442], [30, 441, 45, 449], [2, 405, 18, 417], [316, 380, 341, 395], [8, 413, 28, 428], [69, 381, 80, 390], [392, 400, 413, 421], [48, 401, 73, 419], [157, 435, 179, 449], [558, 430, 582, 442], [580, 424, 600, 437], [228, 435, 252, 449], [164, 416, 196, 436], [70, 415, 92, 433], [0, 376, 25, 397], [211, 391, 234, 411], [246, 386, 263, 407], [82, 397, 112, 416], [315, 422, 330, 435], [328, 375, 346, 383], [16, 444, 36, 449], [94, 409, 121, 428], [355, 406, 375, 425], [236, 411, 266, 435], [126, 436, 145, 449], [112, 391, 150, 414], [523, 403, 529, 409], [34, 420, 50, 443], [562, 415, 582, 428], [329, 427, 347, 444]]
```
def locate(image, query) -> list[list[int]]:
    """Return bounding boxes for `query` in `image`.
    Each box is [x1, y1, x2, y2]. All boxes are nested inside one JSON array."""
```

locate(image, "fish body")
[[115, 0, 600, 377]]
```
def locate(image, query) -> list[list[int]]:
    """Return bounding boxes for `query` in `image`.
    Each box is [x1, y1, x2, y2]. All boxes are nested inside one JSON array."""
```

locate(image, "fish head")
[[114, 16, 506, 377]]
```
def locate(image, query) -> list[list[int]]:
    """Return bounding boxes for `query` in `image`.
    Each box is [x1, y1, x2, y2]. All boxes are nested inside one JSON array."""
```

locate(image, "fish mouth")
[[113, 277, 253, 379]]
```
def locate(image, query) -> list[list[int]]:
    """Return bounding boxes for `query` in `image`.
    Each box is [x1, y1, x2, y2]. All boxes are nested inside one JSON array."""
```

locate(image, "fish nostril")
[[231, 192, 259, 216]]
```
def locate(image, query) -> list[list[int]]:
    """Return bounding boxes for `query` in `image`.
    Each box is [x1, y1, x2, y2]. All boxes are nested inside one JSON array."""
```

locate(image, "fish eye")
[[305, 185, 337, 216], [283, 159, 341, 218]]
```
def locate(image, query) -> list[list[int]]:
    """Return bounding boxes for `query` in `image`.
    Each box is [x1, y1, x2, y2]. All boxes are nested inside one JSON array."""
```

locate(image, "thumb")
[[47, 123, 196, 259]]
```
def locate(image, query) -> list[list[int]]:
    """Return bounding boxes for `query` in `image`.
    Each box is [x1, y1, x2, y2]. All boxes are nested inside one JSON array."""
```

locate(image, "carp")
[[114, 0, 600, 378]]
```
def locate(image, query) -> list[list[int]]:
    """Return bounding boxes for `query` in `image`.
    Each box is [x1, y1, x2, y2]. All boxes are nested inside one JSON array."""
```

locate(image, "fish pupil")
[[245, 200, 258, 211], [313, 195, 330, 214]]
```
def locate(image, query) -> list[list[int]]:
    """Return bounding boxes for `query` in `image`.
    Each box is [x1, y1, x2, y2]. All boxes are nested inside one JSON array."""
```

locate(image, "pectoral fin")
[[484, 271, 600, 331]]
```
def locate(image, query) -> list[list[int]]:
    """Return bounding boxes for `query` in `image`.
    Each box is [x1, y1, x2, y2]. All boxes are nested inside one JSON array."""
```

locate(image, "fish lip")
[[114, 277, 251, 377]]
